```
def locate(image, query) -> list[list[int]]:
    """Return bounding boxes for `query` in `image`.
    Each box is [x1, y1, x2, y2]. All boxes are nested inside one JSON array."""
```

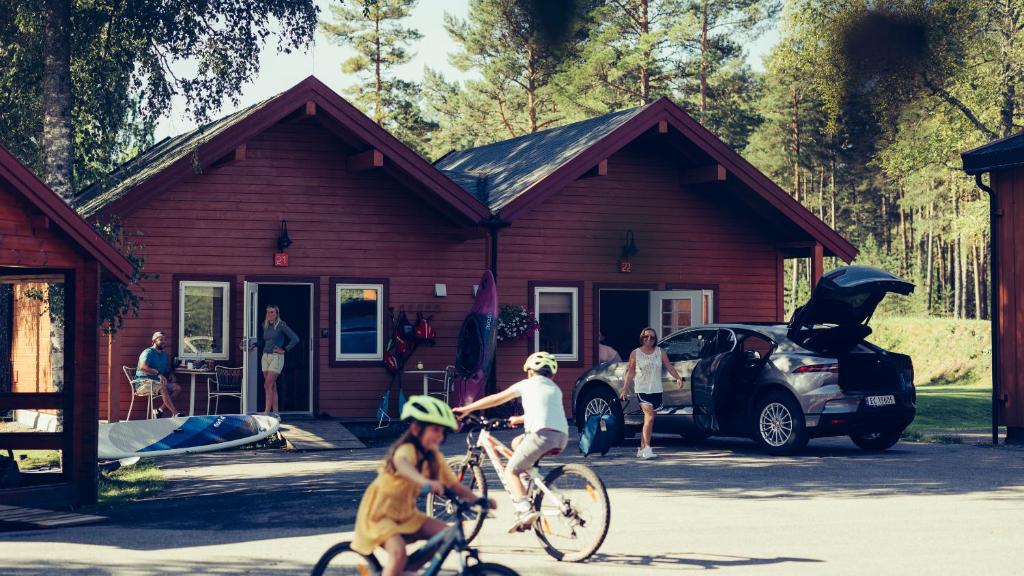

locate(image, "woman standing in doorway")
[[258, 305, 299, 416], [619, 327, 684, 459]]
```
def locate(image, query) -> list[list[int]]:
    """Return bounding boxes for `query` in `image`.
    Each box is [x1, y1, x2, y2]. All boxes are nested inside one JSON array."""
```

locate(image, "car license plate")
[[866, 395, 896, 407]]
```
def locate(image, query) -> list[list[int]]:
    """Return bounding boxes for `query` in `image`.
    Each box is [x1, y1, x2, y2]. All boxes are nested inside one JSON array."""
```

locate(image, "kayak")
[[452, 271, 498, 406]]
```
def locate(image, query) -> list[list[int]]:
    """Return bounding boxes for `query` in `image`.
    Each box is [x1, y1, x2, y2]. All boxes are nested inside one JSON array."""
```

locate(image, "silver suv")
[[572, 266, 916, 455]]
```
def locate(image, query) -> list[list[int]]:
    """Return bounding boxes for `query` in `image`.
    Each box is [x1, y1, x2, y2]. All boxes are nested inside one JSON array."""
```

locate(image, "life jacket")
[[414, 313, 436, 345], [397, 309, 416, 341]]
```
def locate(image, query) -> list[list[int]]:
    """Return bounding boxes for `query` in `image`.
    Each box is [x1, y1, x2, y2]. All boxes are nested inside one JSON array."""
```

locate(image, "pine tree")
[[321, 0, 434, 152]]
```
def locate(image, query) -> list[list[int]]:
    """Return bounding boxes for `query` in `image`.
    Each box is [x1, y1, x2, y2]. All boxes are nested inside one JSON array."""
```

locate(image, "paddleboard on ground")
[[97, 414, 280, 460], [452, 270, 498, 406]]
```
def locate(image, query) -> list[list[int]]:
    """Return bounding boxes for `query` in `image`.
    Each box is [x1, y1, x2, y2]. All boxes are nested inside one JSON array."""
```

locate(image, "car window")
[[740, 333, 773, 360], [660, 330, 715, 362], [712, 330, 737, 355]]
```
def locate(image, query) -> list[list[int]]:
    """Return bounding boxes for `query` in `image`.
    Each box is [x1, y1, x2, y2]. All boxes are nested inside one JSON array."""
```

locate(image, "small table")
[[404, 370, 447, 397], [174, 367, 216, 416]]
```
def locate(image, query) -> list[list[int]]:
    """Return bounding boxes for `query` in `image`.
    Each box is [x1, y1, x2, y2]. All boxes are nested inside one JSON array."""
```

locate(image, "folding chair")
[[424, 365, 455, 405], [122, 365, 163, 421], [207, 366, 243, 415]]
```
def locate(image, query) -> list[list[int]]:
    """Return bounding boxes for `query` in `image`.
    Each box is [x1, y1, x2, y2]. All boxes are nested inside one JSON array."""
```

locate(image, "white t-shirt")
[[633, 348, 664, 393], [509, 375, 570, 435]]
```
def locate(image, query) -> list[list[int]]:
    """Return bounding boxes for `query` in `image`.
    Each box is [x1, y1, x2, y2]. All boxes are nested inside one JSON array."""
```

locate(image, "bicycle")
[[311, 488, 518, 576], [426, 414, 610, 562]]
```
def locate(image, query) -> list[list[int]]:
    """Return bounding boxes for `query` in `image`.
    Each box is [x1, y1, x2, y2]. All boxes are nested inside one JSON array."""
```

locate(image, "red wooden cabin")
[[437, 98, 857, 407], [77, 77, 491, 420], [79, 77, 854, 421], [963, 133, 1024, 444], [0, 144, 133, 506]]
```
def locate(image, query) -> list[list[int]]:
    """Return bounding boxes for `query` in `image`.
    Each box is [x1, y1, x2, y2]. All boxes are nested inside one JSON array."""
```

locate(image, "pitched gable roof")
[[76, 77, 491, 226], [0, 145, 134, 283], [436, 105, 651, 208], [962, 131, 1024, 174], [436, 97, 858, 262]]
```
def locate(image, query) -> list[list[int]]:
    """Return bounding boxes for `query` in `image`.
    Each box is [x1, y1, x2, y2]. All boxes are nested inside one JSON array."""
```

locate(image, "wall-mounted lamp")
[[434, 283, 447, 297], [274, 220, 293, 267], [277, 220, 294, 251], [619, 229, 639, 273]]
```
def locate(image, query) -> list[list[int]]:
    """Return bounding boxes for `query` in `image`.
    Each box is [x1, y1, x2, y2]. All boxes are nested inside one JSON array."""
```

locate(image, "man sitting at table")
[[135, 331, 182, 418]]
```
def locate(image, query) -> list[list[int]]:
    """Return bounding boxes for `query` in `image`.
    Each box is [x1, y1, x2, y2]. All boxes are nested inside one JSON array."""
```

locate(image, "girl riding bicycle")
[[454, 351, 569, 533], [352, 395, 495, 576]]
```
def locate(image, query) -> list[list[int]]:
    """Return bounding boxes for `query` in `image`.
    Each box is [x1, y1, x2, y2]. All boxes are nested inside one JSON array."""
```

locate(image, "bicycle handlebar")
[[459, 413, 514, 431], [443, 487, 491, 513]]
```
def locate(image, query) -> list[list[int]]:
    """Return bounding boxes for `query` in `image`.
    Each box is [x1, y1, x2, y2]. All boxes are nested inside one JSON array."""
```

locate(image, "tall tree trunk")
[[373, 9, 383, 123], [829, 152, 836, 229], [699, 0, 708, 121], [527, 47, 538, 132], [818, 165, 825, 221], [899, 187, 909, 275], [953, 189, 963, 318], [999, 2, 1020, 138], [926, 202, 934, 312], [639, 0, 651, 104], [881, 192, 890, 254], [973, 240, 983, 320], [42, 0, 74, 201]]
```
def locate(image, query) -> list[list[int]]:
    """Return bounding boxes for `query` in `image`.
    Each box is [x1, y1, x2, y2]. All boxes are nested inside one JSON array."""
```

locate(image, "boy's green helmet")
[[401, 395, 459, 431]]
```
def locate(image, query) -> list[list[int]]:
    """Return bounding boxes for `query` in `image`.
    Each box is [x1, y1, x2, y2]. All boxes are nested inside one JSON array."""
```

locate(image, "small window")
[[534, 286, 578, 361], [335, 283, 384, 361], [660, 329, 715, 362], [179, 281, 230, 359]]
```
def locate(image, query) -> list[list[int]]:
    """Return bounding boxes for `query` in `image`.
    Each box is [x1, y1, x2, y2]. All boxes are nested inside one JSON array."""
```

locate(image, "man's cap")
[[152, 331, 165, 341]]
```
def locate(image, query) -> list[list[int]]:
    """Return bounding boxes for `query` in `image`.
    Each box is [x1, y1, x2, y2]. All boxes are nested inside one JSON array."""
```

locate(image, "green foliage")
[[0, 0, 319, 191], [321, 0, 436, 152], [93, 218, 156, 336]]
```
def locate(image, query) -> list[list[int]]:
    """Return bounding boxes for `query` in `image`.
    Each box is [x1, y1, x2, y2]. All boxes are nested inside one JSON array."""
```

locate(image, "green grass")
[[11, 450, 61, 470], [869, 317, 994, 434], [905, 385, 992, 433], [871, 317, 991, 388], [98, 459, 166, 507]]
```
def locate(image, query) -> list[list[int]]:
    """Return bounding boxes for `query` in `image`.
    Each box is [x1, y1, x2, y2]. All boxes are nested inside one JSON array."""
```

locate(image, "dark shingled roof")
[[435, 104, 653, 208], [962, 131, 1024, 175], [75, 97, 277, 216]]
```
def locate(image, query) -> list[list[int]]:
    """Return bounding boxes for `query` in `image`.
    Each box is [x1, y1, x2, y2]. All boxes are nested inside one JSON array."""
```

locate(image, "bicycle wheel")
[[464, 562, 521, 575], [532, 463, 610, 562], [425, 455, 489, 543], [310, 541, 382, 576]]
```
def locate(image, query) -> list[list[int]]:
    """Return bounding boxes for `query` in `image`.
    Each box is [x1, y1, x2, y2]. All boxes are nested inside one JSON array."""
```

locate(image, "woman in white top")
[[620, 327, 685, 459]]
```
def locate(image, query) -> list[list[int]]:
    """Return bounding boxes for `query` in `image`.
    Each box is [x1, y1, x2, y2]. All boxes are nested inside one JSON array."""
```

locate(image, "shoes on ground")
[[640, 447, 657, 460]]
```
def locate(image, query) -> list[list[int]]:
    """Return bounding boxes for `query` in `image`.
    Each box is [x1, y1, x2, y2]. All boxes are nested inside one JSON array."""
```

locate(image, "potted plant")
[[497, 304, 539, 342]]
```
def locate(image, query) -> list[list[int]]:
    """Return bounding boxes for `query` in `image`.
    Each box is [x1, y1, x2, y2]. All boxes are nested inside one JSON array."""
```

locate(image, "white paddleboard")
[[98, 414, 280, 460]]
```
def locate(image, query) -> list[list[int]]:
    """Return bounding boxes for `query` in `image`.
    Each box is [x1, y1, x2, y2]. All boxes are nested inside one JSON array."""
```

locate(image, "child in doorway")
[[454, 351, 569, 532], [351, 395, 494, 576]]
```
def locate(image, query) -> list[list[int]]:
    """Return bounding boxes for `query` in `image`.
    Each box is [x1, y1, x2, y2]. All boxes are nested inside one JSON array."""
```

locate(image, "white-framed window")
[[335, 283, 384, 361], [178, 281, 230, 360], [533, 286, 579, 362]]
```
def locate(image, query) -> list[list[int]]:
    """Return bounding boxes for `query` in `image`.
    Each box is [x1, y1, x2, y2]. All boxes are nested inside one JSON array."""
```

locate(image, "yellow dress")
[[351, 443, 458, 555]]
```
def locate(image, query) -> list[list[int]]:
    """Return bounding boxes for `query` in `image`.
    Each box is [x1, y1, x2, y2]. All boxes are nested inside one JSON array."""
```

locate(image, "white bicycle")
[[426, 415, 610, 562]]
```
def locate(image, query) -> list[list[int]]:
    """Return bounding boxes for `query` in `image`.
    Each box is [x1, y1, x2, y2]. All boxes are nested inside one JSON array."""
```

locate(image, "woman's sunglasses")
[[641, 334, 655, 340]]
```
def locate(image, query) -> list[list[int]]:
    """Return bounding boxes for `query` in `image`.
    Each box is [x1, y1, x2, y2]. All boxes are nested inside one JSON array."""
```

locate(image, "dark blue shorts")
[[636, 392, 663, 410]]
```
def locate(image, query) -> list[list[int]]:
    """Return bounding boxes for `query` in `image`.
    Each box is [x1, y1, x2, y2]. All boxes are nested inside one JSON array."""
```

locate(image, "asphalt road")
[[2, 433, 1023, 575]]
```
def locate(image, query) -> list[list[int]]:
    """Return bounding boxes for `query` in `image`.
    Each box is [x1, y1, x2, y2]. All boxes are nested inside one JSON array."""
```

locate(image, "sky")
[[154, 0, 780, 139]]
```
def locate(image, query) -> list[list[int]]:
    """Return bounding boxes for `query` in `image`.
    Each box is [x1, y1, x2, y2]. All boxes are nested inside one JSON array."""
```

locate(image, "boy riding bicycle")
[[454, 351, 569, 532]]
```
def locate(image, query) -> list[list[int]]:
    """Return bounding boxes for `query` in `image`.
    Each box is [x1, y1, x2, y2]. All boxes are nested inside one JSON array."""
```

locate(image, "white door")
[[650, 290, 714, 338], [243, 281, 260, 414]]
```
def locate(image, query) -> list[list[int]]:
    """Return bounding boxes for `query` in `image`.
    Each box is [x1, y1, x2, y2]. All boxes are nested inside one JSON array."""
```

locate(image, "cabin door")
[[649, 290, 714, 336], [243, 281, 314, 415], [243, 281, 259, 413]]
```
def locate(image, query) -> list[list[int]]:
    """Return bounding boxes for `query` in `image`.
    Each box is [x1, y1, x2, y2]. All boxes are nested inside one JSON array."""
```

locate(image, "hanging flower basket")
[[497, 304, 539, 342]]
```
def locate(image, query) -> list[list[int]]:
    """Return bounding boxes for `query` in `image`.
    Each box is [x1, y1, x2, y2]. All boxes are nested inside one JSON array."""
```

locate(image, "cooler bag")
[[578, 413, 617, 457]]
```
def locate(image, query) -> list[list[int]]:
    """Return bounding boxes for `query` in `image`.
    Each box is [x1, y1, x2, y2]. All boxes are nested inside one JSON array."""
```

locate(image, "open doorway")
[[599, 289, 650, 361], [246, 283, 314, 414]]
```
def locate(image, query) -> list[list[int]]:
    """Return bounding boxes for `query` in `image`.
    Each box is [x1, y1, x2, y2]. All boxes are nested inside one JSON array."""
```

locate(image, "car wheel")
[[850, 430, 901, 451], [577, 385, 625, 444], [752, 392, 808, 455]]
